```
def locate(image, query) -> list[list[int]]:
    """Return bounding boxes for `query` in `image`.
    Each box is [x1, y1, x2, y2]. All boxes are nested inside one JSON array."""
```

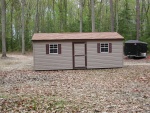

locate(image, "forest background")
[[0, 0, 150, 55]]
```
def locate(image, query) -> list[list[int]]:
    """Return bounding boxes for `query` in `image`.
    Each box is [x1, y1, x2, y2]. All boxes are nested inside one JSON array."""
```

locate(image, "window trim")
[[49, 44, 58, 54], [100, 43, 109, 53]]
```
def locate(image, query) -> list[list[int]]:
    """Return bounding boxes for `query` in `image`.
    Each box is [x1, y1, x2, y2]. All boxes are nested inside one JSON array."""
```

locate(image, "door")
[[73, 42, 87, 69]]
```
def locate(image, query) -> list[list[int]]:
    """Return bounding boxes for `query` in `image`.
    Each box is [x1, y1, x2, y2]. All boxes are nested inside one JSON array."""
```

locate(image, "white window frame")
[[49, 44, 58, 54], [100, 43, 109, 53]]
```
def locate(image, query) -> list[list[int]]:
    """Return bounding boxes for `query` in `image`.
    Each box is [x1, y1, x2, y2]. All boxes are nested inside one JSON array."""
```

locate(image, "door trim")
[[72, 42, 87, 69]]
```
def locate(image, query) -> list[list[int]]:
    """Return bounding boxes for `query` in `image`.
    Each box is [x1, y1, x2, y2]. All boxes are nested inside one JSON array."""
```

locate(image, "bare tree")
[[136, 0, 140, 40], [21, 0, 25, 54], [1, 0, 7, 58], [80, 0, 83, 32], [110, 0, 115, 32], [91, 0, 95, 32]]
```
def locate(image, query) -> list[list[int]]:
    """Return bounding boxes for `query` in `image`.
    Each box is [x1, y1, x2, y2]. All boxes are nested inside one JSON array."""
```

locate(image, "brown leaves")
[[0, 54, 150, 112], [0, 95, 70, 112]]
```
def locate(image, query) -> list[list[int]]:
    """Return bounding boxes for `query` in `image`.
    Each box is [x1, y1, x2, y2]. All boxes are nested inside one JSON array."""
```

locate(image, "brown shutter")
[[58, 44, 61, 54], [46, 44, 49, 54], [97, 43, 100, 53], [109, 43, 112, 53]]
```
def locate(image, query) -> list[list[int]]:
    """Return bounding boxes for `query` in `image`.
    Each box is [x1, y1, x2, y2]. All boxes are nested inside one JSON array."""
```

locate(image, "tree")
[[1, 0, 7, 57], [79, 0, 83, 32], [97, 0, 103, 32], [59, 0, 63, 32], [10, 1, 14, 51], [52, 0, 55, 32], [20, 0, 25, 54], [64, 0, 67, 31], [110, 0, 114, 32], [35, 0, 39, 33], [114, 0, 119, 32], [118, 0, 134, 40], [91, 0, 95, 32], [136, 0, 140, 40]]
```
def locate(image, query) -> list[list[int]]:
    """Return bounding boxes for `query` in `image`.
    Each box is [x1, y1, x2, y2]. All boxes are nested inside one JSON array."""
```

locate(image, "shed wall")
[[87, 41, 123, 68], [33, 40, 123, 70], [33, 41, 73, 70]]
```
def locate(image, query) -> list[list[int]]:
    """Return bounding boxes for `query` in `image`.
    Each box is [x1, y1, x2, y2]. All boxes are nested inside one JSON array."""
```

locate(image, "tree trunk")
[[1, 0, 7, 58], [110, 0, 114, 32], [141, 0, 146, 36], [80, 0, 83, 32], [21, 0, 25, 54], [145, 0, 150, 25], [64, 0, 67, 31], [115, 0, 119, 32], [59, 0, 63, 32], [91, 0, 95, 32], [98, 0, 103, 32], [11, 1, 14, 51], [35, 0, 39, 33], [47, 0, 51, 32], [136, 0, 140, 40], [88, 0, 91, 31], [53, 0, 55, 32]]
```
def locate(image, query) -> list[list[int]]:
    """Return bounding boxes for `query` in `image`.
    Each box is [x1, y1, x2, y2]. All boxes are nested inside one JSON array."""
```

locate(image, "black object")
[[124, 40, 147, 57]]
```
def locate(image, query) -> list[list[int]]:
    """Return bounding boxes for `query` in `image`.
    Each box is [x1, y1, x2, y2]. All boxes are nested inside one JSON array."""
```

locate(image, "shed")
[[32, 32, 124, 70]]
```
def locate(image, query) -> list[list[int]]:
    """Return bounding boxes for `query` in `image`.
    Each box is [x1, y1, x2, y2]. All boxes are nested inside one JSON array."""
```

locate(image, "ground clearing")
[[0, 54, 150, 112]]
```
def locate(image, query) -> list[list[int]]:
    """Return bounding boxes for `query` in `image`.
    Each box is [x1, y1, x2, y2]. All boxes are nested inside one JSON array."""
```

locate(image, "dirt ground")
[[0, 54, 150, 112]]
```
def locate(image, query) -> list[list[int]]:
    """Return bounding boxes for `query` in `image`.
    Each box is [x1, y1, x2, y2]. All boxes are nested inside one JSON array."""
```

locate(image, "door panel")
[[75, 56, 85, 67], [74, 44, 85, 55], [73, 42, 87, 69]]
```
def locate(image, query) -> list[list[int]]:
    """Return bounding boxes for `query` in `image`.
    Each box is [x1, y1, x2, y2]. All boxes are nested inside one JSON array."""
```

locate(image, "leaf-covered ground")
[[0, 54, 150, 112]]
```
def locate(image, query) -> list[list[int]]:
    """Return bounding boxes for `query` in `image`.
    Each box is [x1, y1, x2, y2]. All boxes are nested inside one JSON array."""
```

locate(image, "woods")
[[1, 0, 150, 55]]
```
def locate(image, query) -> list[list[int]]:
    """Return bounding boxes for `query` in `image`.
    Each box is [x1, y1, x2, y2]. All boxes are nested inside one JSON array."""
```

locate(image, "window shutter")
[[58, 44, 61, 54], [97, 43, 100, 53], [109, 43, 112, 53], [46, 44, 49, 54]]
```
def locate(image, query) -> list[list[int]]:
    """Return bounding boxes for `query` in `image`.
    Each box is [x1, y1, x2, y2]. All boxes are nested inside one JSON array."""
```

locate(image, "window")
[[49, 44, 58, 54], [97, 43, 112, 53], [46, 44, 61, 54], [101, 43, 109, 53]]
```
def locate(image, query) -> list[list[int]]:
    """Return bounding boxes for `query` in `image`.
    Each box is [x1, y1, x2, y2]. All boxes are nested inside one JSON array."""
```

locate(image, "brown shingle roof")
[[32, 32, 124, 41]]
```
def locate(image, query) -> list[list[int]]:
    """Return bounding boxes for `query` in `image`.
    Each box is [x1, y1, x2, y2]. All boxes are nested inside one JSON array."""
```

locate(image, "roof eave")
[[32, 38, 124, 41]]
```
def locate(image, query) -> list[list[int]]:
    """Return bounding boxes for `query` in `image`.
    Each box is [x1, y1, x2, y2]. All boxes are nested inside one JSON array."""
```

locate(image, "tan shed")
[[32, 32, 124, 70]]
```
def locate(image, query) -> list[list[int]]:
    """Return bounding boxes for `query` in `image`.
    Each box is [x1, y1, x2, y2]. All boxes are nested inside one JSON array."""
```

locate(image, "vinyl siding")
[[33, 40, 123, 70], [87, 41, 123, 68], [33, 41, 72, 70]]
